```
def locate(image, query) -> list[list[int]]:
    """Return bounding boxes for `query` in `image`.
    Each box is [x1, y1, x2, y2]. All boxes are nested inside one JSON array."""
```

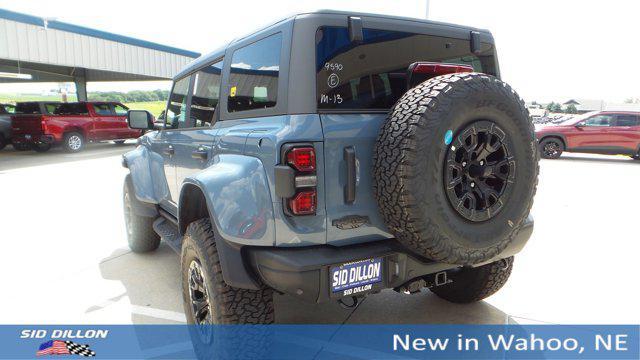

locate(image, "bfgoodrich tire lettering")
[[181, 218, 274, 324], [373, 73, 538, 265]]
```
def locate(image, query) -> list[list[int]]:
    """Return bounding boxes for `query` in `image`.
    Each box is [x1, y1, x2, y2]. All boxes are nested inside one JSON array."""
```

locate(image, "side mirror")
[[127, 110, 154, 130], [575, 123, 585, 129]]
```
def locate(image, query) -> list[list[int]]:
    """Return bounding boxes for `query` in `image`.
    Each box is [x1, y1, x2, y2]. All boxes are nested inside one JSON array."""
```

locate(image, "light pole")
[[425, 0, 430, 19]]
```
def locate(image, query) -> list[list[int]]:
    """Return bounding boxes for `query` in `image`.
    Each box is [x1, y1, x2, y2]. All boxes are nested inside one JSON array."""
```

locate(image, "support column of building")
[[73, 68, 87, 101], [74, 76, 87, 101]]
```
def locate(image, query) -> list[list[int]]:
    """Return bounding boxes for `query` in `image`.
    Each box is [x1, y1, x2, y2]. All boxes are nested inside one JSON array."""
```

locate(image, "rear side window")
[[227, 33, 282, 113], [191, 60, 223, 127], [15, 103, 41, 114], [316, 27, 496, 111], [614, 114, 640, 126], [54, 103, 89, 115], [93, 103, 114, 116]]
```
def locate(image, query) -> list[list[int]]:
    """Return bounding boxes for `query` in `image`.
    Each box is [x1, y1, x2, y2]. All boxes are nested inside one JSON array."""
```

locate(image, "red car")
[[11, 101, 143, 152], [535, 111, 640, 160]]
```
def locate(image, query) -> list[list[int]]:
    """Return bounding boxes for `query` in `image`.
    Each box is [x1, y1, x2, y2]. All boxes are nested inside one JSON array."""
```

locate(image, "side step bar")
[[152, 215, 181, 252]]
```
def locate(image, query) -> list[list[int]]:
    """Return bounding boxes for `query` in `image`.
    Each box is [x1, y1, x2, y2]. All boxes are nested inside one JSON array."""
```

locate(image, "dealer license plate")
[[330, 258, 383, 296]]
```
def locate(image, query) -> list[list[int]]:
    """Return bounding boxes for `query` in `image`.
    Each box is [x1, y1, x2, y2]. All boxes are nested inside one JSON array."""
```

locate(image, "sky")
[[0, 0, 638, 103]]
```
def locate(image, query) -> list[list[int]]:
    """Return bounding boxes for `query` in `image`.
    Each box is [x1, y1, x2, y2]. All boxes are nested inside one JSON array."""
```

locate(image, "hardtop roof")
[[174, 9, 490, 80]]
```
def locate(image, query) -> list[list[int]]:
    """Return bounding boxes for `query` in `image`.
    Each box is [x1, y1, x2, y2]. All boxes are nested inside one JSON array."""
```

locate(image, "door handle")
[[192, 148, 208, 160], [164, 145, 174, 156], [344, 146, 356, 204]]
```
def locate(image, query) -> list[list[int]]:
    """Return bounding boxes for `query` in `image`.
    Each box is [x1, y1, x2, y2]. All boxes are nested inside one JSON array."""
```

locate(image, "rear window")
[[316, 27, 496, 111], [54, 103, 89, 115]]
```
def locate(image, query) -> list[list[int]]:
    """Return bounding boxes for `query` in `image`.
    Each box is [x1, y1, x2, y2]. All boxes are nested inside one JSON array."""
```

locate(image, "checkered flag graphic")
[[65, 341, 96, 357]]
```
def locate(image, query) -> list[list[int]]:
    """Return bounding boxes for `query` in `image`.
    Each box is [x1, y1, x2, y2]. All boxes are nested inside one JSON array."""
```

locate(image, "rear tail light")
[[286, 147, 316, 172], [282, 145, 317, 216], [288, 190, 317, 215], [40, 119, 47, 133], [407, 62, 475, 88], [410, 62, 474, 76]]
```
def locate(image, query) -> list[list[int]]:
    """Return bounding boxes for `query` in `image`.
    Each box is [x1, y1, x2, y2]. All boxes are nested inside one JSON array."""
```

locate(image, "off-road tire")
[[33, 143, 51, 153], [430, 256, 514, 303], [63, 132, 84, 153], [0, 134, 6, 151], [373, 73, 538, 265], [539, 137, 564, 159], [181, 218, 274, 325], [123, 176, 160, 253]]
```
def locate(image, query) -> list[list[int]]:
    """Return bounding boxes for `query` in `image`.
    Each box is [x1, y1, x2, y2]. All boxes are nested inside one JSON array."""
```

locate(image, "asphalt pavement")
[[1, 143, 638, 325]]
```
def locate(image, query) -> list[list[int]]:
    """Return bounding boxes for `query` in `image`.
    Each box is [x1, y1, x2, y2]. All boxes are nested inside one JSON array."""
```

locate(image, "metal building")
[[0, 8, 200, 100]]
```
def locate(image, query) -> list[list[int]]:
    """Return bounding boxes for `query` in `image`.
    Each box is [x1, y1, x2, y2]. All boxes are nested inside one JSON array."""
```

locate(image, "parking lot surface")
[[1, 144, 638, 325]]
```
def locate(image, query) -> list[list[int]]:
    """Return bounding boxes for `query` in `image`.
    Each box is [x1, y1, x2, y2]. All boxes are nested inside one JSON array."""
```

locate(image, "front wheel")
[[123, 176, 160, 253], [539, 138, 564, 159], [181, 218, 274, 325], [430, 257, 514, 303], [114, 140, 126, 145], [63, 132, 84, 153]]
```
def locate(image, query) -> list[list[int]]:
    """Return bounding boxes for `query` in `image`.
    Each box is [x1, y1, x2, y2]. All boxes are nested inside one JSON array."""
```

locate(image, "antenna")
[[425, 0, 431, 19]]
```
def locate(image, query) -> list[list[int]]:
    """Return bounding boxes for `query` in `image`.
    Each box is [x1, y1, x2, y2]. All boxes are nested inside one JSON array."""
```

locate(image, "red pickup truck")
[[11, 101, 143, 152]]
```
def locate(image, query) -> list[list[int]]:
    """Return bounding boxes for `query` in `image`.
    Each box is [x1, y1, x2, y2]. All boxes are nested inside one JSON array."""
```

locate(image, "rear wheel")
[[539, 138, 564, 159], [114, 140, 126, 145], [123, 176, 160, 253], [63, 132, 84, 153], [181, 218, 274, 325], [430, 257, 514, 303], [0, 135, 7, 151]]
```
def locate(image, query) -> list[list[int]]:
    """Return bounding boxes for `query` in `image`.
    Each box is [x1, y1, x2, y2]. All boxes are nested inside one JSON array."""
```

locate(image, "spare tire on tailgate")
[[373, 73, 538, 265]]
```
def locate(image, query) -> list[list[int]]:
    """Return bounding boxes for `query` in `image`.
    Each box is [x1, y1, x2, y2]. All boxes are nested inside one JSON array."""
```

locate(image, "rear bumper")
[[247, 215, 533, 303], [12, 134, 55, 145]]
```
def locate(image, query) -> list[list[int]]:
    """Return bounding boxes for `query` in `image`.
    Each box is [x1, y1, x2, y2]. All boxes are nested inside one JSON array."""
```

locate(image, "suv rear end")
[[122, 11, 537, 323], [285, 12, 500, 246]]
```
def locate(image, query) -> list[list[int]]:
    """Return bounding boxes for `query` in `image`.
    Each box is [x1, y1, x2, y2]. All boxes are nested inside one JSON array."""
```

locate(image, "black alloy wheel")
[[444, 120, 515, 222], [543, 141, 561, 158]]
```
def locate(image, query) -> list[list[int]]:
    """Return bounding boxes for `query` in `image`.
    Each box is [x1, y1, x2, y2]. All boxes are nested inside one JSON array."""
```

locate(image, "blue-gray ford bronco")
[[122, 10, 538, 325]]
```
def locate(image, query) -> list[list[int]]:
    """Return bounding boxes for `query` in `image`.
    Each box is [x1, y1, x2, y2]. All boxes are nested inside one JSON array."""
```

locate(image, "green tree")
[[546, 102, 563, 113], [565, 104, 578, 114]]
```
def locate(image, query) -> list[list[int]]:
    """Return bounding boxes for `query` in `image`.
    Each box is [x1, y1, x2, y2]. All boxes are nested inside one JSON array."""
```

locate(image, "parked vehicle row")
[[4, 101, 143, 153], [535, 111, 640, 159]]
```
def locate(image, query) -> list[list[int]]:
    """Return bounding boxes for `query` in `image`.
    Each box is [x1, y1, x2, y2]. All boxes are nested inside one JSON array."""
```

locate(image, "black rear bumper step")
[[246, 215, 533, 303]]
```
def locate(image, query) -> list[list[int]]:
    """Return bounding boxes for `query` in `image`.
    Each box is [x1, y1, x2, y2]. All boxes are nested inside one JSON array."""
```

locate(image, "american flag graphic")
[[36, 340, 96, 357]]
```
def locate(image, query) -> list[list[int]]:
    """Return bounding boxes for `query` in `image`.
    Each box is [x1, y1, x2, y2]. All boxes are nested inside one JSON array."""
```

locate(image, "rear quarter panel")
[[44, 115, 94, 142]]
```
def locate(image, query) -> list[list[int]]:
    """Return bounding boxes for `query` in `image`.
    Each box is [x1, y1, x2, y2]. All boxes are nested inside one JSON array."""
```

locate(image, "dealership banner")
[[2, 325, 638, 359]]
